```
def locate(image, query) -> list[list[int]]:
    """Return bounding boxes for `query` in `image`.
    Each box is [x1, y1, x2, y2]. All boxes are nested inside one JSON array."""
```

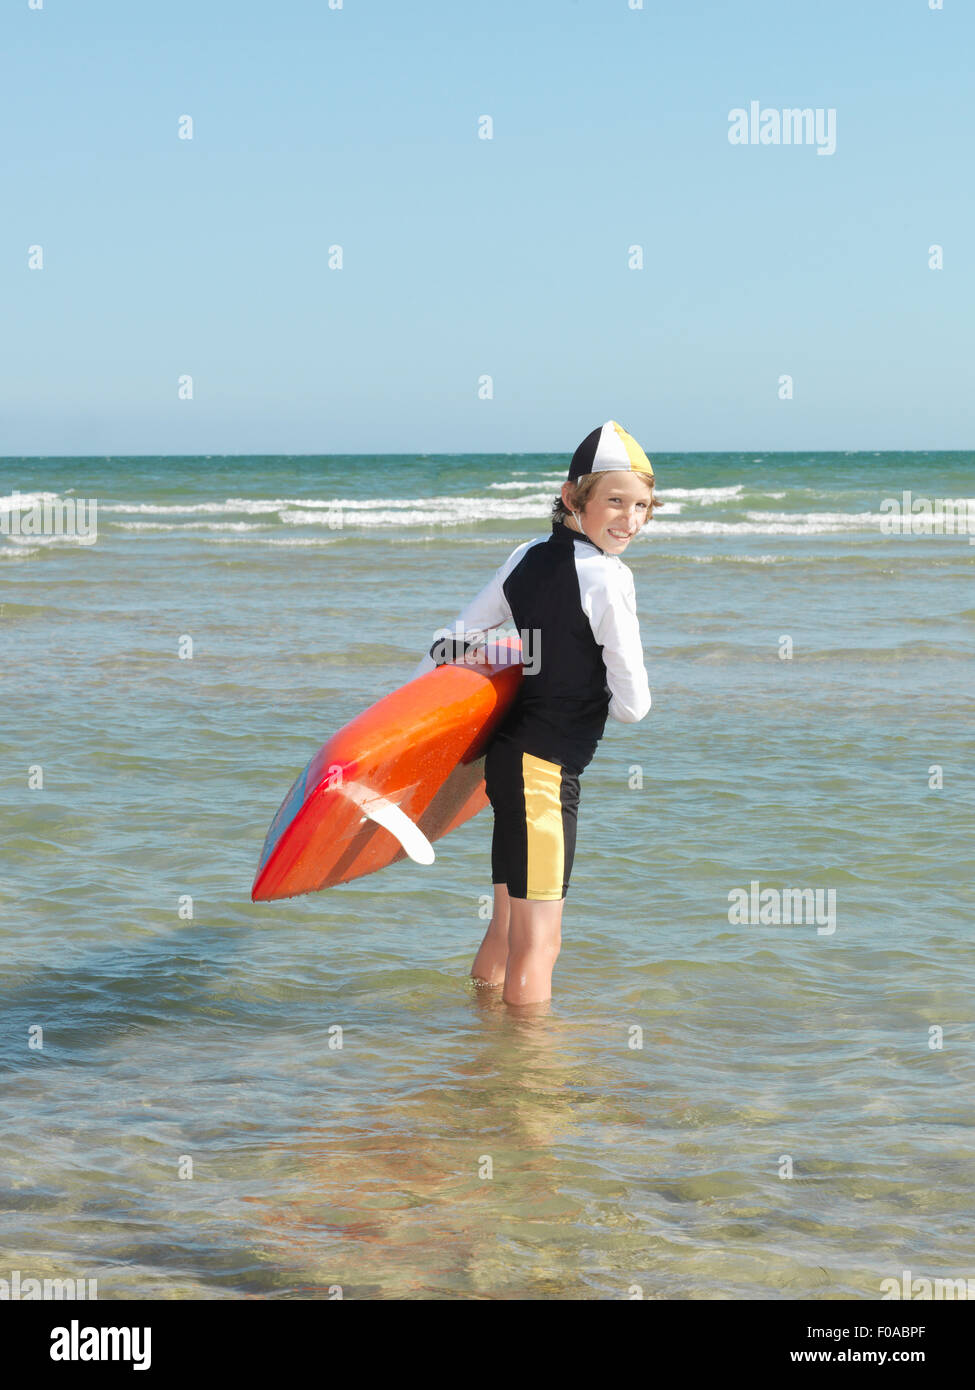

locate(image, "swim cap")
[[567, 420, 654, 483]]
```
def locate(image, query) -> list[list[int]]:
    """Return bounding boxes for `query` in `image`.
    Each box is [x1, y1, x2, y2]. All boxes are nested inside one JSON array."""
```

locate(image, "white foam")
[[657, 485, 744, 502], [279, 493, 555, 513], [686, 553, 784, 564], [0, 491, 60, 512], [278, 497, 555, 526], [100, 499, 290, 515], [744, 510, 890, 527], [0, 531, 94, 547], [206, 536, 339, 547], [645, 519, 878, 537], [100, 492, 557, 518], [61, 488, 906, 538], [489, 480, 564, 491], [114, 520, 265, 532]]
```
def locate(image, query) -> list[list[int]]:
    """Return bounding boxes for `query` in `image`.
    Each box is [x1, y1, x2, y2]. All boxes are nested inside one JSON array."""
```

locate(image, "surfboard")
[[251, 637, 523, 901]]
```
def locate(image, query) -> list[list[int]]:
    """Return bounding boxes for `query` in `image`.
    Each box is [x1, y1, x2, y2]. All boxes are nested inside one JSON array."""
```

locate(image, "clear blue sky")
[[2, 0, 972, 455]]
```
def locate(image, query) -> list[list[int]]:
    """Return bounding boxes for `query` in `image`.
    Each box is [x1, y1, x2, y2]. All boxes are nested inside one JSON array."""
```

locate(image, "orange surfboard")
[[251, 638, 523, 901]]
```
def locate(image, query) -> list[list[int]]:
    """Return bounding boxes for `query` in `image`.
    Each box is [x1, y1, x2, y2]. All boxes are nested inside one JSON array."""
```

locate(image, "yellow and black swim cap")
[[567, 420, 654, 483]]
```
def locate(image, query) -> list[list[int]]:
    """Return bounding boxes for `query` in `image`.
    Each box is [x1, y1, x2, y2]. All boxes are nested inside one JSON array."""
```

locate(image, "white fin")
[[343, 780, 436, 865]]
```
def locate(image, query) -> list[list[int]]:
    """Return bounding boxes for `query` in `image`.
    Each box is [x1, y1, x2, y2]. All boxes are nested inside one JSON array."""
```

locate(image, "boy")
[[411, 421, 655, 1005]]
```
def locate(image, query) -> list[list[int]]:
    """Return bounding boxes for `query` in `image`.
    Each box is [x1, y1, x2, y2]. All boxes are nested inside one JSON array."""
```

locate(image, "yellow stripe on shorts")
[[522, 751, 565, 901]]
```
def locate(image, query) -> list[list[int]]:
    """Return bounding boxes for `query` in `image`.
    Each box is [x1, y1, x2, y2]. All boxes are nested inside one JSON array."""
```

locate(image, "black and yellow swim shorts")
[[484, 735, 581, 901]]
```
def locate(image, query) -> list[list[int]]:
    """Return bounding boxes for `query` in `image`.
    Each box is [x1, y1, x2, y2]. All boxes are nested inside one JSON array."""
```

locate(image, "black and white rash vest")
[[410, 519, 651, 774]]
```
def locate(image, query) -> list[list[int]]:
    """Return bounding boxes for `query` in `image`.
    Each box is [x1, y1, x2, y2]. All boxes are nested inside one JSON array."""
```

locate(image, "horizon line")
[[2, 447, 972, 462]]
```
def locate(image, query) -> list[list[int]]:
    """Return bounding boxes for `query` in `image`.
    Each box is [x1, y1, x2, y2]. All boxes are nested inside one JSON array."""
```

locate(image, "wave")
[[659, 550, 973, 569], [645, 519, 886, 537], [681, 553, 785, 564], [100, 498, 318, 515], [746, 510, 892, 527], [0, 532, 94, 548], [98, 500, 901, 534], [276, 498, 555, 526], [0, 545, 41, 559], [113, 521, 266, 532], [207, 535, 339, 546], [101, 492, 556, 514], [0, 491, 61, 511], [488, 477, 566, 490], [657, 485, 744, 502], [658, 639, 970, 662], [15, 485, 974, 541]]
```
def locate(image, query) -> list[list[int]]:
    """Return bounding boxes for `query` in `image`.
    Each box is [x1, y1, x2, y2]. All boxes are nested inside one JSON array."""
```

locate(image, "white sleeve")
[[585, 566, 651, 722], [408, 541, 533, 682]]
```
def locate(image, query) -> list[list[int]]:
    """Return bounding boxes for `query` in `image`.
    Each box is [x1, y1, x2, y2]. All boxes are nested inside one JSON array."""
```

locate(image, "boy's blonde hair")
[[550, 469, 659, 526]]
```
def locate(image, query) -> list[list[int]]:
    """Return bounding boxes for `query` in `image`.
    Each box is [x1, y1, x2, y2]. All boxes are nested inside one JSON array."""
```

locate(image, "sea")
[[1, 451, 973, 1300]]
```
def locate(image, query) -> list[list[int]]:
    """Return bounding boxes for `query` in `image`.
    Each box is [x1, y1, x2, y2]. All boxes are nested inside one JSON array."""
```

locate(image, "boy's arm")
[[585, 567, 652, 722], [408, 555, 518, 682]]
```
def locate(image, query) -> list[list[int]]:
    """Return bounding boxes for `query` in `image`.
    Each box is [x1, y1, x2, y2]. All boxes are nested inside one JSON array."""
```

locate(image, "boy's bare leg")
[[470, 882, 511, 986], [503, 897, 564, 1005]]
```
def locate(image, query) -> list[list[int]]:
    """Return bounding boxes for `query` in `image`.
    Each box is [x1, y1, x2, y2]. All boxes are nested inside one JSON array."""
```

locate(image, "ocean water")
[[1, 451, 973, 1300]]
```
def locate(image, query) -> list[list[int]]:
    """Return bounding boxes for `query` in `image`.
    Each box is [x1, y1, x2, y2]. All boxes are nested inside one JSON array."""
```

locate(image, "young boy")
[[411, 421, 655, 1006]]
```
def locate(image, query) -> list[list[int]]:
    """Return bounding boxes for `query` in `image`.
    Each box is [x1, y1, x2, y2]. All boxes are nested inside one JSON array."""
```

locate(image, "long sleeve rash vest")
[[409, 518, 651, 774]]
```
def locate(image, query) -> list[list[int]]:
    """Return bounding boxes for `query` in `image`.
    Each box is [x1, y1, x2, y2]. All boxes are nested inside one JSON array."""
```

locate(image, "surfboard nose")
[[250, 638, 523, 899]]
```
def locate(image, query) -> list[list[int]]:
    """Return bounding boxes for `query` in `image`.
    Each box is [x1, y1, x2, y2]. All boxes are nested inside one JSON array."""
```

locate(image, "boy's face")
[[568, 470, 654, 554]]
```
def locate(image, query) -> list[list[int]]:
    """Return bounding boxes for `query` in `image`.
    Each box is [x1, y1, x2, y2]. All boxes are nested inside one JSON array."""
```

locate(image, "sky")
[[1, 0, 972, 455]]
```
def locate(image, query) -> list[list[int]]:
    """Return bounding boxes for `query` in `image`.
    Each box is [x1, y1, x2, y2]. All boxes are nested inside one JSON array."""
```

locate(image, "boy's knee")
[[511, 938, 560, 965]]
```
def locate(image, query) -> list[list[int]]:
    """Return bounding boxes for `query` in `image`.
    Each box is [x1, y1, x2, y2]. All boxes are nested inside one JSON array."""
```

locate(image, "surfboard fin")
[[343, 781, 436, 866]]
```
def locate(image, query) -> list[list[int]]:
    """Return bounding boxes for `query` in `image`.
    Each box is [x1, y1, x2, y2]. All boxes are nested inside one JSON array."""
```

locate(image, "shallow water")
[[1, 451, 973, 1298]]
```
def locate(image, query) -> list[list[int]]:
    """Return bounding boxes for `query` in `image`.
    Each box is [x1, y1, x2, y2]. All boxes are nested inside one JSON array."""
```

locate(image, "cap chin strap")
[[570, 506, 607, 554], [570, 508, 590, 543]]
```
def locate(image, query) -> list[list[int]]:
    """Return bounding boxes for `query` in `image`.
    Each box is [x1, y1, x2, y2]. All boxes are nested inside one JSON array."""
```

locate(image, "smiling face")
[[562, 470, 655, 554]]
